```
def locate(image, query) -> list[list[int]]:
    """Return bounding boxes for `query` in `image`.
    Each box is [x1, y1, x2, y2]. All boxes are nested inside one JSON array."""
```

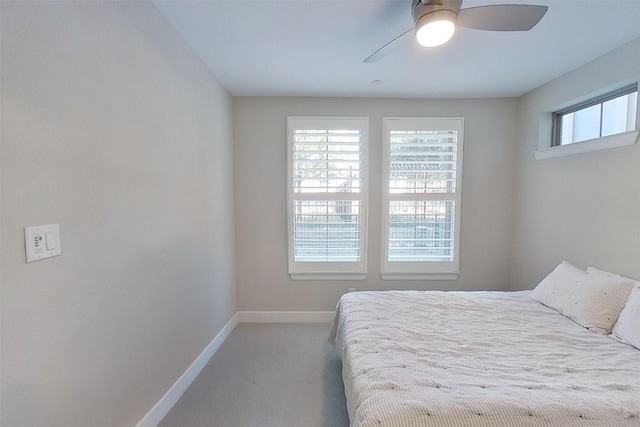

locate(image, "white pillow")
[[611, 285, 640, 349], [586, 266, 637, 282], [529, 261, 635, 334], [588, 267, 640, 349]]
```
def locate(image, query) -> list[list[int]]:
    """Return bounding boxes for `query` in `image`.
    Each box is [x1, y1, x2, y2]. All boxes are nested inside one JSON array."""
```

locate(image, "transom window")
[[286, 117, 368, 280], [553, 85, 638, 146]]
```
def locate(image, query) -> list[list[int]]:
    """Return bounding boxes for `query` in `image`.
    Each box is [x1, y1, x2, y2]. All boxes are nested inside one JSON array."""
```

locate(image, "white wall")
[[0, 2, 235, 426], [4, 2, 636, 423], [234, 97, 518, 311], [509, 38, 640, 289]]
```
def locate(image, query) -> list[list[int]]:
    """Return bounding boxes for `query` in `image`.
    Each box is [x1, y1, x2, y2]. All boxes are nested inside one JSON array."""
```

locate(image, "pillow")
[[588, 267, 640, 349], [529, 261, 635, 334], [586, 266, 637, 282], [611, 285, 640, 349], [587, 266, 615, 276]]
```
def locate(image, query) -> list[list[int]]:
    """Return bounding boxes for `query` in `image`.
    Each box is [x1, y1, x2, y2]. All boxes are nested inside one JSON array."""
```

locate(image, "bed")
[[329, 264, 640, 427]]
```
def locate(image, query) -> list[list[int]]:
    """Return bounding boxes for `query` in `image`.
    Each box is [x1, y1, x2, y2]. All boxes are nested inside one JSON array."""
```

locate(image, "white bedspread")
[[329, 290, 640, 427]]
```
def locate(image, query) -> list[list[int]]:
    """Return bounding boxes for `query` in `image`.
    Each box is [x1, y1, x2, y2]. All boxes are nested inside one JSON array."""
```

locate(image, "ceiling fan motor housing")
[[412, 0, 462, 26]]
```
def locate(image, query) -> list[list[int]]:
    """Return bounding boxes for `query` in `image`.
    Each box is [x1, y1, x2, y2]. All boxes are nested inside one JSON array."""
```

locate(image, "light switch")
[[45, 232, 58, 250], [25, 224, 61, 263]]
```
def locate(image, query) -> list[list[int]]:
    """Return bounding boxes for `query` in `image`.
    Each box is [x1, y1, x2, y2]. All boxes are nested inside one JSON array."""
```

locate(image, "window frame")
[[380, 117, 464, 280], [286, 116, 369, 280], [552, 84, 638, 147]]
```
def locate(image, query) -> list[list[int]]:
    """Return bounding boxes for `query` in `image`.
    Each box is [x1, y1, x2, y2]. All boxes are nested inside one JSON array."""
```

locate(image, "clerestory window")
[[553, 85, 637, 146]]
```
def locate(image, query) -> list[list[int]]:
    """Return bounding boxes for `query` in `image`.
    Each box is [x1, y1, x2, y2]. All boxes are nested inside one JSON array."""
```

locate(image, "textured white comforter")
[[329, 291, 640, 427]]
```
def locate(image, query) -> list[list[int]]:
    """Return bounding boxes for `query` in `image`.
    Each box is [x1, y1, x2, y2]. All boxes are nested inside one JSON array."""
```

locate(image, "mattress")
[[329, 290, 640, 427]]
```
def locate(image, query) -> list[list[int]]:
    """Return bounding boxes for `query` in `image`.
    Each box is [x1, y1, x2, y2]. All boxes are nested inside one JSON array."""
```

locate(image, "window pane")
[[572, 104, 601, 143], [387, 200, 455, 262], [293, 200, 361, 262], [602, 93, 633, 137], [389, 130, 458, 194], [560, 113, 574, 145], [293, 130, 362, 193], [629, 92, 638, 130]]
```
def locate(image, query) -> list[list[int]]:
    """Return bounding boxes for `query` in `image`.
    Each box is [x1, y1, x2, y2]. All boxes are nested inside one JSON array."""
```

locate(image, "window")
[[553, 85, 638, 146], [381, 117, 464, 280], [287, 117, 368, 280]]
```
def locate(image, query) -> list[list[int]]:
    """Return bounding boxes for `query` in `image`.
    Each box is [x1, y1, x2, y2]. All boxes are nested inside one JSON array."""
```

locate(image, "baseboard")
[[135, 312, 240, 427], [239, 310, 335, 323]]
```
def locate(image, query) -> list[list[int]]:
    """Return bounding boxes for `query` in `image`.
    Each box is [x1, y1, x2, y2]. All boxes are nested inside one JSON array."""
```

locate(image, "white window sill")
[[289, 273, 366, 281], [533, 130, 639, 160], [380, 273, 459, 281]]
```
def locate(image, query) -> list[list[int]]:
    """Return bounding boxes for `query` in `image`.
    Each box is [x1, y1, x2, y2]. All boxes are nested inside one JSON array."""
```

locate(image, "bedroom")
[[1, 1, 639, 426]]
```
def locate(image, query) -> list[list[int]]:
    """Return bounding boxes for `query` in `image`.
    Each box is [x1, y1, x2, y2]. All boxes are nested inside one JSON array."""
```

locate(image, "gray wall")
[[0, 2, 235, 426], [509, 38, 640, 290], [234, 97, 518, 311]]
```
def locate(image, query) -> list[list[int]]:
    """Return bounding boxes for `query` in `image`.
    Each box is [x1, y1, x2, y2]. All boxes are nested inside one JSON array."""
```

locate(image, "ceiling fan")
[[364, 0, 548, 62]]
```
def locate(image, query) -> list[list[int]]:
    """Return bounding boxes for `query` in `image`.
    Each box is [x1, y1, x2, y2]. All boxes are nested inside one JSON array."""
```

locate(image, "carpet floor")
[[158, 322, 349, 427]]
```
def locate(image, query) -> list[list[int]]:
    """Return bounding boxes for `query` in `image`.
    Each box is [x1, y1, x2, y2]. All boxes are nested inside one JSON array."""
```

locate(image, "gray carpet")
[[158, 322, 349, 427]]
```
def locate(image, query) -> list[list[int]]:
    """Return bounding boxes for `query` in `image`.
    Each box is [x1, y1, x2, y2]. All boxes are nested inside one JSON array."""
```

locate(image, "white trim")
[[533, 129, 638, 160], [289, 272, 366, 281], [135, 312, 240, 427], [380, 273, 459, 281], [238, 311, 335, 323]]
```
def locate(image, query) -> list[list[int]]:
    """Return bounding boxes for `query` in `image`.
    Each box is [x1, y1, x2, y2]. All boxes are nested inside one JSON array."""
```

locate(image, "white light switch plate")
[[25, 224, 61, 263]]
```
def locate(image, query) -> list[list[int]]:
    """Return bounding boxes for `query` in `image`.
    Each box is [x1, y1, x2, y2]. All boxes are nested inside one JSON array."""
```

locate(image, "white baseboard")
[[238, 310, 335, 323], [135, 310, 334, 427], [135, 312, 240, 427]]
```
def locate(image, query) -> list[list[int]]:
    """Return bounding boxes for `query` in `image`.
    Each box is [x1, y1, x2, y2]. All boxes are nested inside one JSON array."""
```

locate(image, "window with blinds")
[[381, 117, 463, 279], [287, 117, 368, 280]]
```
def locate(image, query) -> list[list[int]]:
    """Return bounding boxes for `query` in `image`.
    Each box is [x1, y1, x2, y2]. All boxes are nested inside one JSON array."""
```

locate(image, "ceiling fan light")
[[415, 9, 457, 48]]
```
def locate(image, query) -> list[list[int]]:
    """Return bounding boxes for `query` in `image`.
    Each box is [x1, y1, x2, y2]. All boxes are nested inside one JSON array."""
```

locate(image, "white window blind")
[[381, 117, 463, 280], [287, 117, 368, 280]]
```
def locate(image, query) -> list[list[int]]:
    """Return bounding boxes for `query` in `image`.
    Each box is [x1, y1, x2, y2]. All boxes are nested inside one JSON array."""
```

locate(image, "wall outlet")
[[348, 287, 356, 293]]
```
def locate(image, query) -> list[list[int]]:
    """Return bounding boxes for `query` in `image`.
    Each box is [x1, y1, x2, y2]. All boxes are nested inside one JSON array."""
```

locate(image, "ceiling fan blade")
[[364, 27, 413, 63], [458, 4, 548, 31]]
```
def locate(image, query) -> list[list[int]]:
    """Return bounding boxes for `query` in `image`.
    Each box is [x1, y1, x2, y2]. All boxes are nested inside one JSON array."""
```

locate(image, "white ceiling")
[[153, 0, 640, 99]]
